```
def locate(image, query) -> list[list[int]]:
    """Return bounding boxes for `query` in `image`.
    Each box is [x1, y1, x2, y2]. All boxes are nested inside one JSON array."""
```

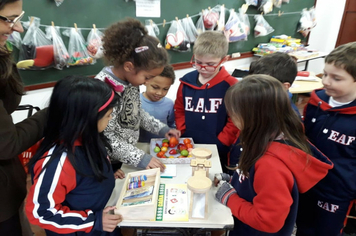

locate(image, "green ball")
[[180, 150, 189, 156]]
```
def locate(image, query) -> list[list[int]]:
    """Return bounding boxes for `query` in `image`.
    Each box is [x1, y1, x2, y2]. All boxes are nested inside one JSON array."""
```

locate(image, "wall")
[[12, 0, 346, 123]]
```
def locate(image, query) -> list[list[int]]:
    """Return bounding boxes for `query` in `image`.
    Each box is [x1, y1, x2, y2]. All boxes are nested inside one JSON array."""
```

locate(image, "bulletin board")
[[15, 0, 315, 88]]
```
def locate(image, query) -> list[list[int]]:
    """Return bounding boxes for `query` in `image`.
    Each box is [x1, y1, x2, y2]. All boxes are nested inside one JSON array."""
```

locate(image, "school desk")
[[290, 76, 324, 94], [106, 143, 234, 233]]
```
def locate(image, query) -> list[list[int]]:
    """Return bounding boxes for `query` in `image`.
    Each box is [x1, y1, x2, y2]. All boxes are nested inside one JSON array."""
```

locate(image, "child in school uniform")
[[139, 64, 176, 142], [174, 31, 239, 172], [227, 52, 300, 171], [214, 75, 333, 236], [296, 42, 356, 236], [95, 18, 180, 177], [26, 76, 123, 236]]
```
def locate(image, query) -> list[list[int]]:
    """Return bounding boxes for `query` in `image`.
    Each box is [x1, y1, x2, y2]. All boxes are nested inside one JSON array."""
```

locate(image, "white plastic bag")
[[203, 6, 220, 30], [196, 12, 205, 34], [298, 7, 316, 37], [46, 25, 69, 70], [245, 0, 259, 6], [181, 16, 198, 44], [54, 0, 64, 6], [259, 0, 273, 14], [165, 19, 190, 52], [145, 19, 159, 38], [63, 27, 94, 66], [17, 17, 53, 70], [87, 26, 104, 59], [254, 15, 274, 37], [224, 9, 248, 42], [217, 4, 226, 32]]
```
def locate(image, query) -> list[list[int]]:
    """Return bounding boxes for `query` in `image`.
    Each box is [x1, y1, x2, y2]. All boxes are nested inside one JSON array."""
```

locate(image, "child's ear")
[[124, 61, 135, 72], [222, 55, 230, 63], [283, 82, 291, 90]]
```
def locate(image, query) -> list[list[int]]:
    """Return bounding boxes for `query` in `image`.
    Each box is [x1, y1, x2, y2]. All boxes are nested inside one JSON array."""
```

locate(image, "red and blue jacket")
[[304, 89, 356, 201], [174, 67, 239, 148], [26, 144, 115, 236], [227, 141, 333, 235]]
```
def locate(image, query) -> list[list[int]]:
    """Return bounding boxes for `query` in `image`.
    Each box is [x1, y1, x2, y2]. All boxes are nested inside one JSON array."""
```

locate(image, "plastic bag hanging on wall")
[[165, 19, 191, 52], [7, 31, 22, 50], [254, 14, 274, 37], [181, 16, 198, 45], [224, 9, 248, 42], [54, 0, 64, 7], [216, 4, 226, 32], [45, 24, 70, 70], [17, 17, 54, 70], [298, 7, 316, 37], [63, 26, 94, 66], [203, 6, 220, 31], [196, 12, 205, 34], [259, 0, 273, 14], [145, 19, 160, 38], [87, 25, 104, 59]]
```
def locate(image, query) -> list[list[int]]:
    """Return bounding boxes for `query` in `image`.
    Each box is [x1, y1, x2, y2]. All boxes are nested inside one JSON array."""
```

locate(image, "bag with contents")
[[17, 17, 53, 70], [217, 4, 226, 32], [181, 16, 198, 45], [63, 27, 94, 66], [259, 0, 273, 14], [224, 9, 248, 42], [195, 11, 205, 34], [298, 7, 316, 37], [254, 14, 274, 37], [46, 25, 69, 70], [87, 25, 104, 59], [203, 6, 220, 30], [7, 31, 22, 50], [165, 19, 190, 52], [145, 19, 160, 38]]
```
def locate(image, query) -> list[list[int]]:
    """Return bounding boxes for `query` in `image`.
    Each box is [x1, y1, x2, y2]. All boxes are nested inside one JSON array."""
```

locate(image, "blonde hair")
[[193, 31, 228, 58]]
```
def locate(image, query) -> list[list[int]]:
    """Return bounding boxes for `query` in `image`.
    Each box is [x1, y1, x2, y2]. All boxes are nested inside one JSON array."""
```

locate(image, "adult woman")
[[0, 0, 47, 235]]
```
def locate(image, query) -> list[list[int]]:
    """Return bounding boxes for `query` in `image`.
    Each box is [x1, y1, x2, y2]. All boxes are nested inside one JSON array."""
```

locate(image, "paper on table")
[[161, 164, 177, 177], [295, 76, 320, 82]]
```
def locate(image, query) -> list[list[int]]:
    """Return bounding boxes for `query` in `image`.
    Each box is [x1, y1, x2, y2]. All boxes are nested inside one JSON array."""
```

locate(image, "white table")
[[106, 143, 234, 231]]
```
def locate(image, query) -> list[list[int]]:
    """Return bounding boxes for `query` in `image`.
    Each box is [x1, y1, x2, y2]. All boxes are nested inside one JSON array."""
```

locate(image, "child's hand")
[[147, 157, 166, 172], [214, 173, 231, 186], [165, 129, 181, 139], [102, 206, 123, 232], [114, 169, 125, 179]]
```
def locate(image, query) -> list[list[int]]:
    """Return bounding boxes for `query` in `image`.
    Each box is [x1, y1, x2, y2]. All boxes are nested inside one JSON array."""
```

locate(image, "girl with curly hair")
[[95, 18, 180, 178]]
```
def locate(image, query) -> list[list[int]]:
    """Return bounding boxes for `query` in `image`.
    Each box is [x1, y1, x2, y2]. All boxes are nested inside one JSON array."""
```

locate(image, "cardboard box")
[[115, 168, 160, 220]]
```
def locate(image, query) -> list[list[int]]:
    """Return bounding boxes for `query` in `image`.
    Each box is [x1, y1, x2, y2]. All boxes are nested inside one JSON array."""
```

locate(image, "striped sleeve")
[[25, 147, 99, 234]]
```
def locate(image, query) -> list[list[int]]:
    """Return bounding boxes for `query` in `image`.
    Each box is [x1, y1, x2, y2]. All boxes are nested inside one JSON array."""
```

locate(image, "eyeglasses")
[[190, 55, 225, 72], [0, 11, 25, 28]]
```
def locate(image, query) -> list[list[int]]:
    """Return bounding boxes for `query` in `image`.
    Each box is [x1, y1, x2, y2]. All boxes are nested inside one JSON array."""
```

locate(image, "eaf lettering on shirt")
[[317, 200, 340, 213], [328, 130, 355, 146], [185, 97, 223, 113]]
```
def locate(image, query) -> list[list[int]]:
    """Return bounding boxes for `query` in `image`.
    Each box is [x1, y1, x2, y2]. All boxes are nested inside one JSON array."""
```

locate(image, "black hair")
[[159, 64, 175, 84], [29, 75, 119, 181], [103, 18, 168, 71], [249, 52, 298, 85]]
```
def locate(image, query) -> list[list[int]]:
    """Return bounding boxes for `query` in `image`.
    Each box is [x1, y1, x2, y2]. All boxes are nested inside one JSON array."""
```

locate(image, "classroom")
[[1, 0, 356, 235]]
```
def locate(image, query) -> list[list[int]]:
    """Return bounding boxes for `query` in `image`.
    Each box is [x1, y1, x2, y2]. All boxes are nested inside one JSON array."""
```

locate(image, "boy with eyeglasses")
[[174, 31, 238, 172]]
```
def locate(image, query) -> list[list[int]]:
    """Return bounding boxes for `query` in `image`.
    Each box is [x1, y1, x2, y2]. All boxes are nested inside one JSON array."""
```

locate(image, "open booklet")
[[156, 183, 189, 221]]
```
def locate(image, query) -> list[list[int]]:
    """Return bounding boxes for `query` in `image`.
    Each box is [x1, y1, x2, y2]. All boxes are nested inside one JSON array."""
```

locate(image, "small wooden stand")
[[187, 157, 212, 219]]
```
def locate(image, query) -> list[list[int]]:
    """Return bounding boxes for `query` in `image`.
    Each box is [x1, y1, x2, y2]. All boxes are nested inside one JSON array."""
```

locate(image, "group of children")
[[23, 16, 356, 236]]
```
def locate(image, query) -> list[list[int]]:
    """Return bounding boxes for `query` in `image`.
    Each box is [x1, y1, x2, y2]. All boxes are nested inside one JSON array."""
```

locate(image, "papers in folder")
[[295, 76, 320, 82]]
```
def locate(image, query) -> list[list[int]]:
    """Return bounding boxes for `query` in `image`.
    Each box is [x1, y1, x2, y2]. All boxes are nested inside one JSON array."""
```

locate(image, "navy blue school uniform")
[[297, 89, 356, 236], [226, 141, 332, 236], [26, 143, 120, 236]]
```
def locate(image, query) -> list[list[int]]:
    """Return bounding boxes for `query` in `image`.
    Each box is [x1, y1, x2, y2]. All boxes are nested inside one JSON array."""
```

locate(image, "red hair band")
[[98, 90, 114, 112]]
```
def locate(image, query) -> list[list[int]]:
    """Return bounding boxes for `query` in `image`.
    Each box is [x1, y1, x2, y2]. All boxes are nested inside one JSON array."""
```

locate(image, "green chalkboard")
[[16, 0, 315, 87]]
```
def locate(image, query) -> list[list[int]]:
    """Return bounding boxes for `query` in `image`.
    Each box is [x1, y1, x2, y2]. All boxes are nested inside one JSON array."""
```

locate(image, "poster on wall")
[[136, 0, 161, 18]]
